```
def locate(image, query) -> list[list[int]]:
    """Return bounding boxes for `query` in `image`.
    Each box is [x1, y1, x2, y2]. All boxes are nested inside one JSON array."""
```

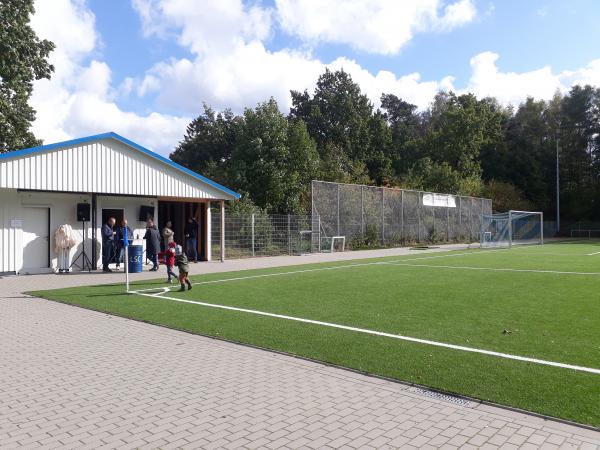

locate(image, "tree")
[[0, 0, 54, 152], [173, 99, 319, 214], [170, 105, 242, 186], [233, 99, 319, 213], [290, 69, 389, 183]]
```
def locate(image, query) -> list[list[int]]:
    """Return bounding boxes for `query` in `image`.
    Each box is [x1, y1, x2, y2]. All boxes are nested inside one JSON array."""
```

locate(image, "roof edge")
[[1, 132, 241, 200]]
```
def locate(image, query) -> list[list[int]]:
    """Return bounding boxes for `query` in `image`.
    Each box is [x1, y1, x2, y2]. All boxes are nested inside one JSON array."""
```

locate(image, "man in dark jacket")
[[102, 217, 116, 272], [144, 219, 161, 271], [184, 217, 198, 263], [115, 219, 133, 270]]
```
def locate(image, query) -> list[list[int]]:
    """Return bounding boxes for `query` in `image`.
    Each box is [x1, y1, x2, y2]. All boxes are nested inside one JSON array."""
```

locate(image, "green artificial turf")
[[32, 240, 600, 428]]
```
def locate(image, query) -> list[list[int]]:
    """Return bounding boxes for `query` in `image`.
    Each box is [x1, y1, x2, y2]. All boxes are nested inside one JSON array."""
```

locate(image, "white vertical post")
[[540, 212, 544, 245], [205, 203, 212, 261], [220, 200, 225, 262], [125, 245, 129, 292], [251, 213, 255, 257], [508, 210, 513, 248]]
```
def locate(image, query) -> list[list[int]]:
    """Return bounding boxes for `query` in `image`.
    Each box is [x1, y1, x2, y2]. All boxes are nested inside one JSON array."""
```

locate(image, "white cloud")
[[275, 0, 476, 55], [28, 0, 600, 158], [132, 0, 272, 54], [465, 52, 600, 106], [130, 0, 456, 112], [30, 0, 189, 155]]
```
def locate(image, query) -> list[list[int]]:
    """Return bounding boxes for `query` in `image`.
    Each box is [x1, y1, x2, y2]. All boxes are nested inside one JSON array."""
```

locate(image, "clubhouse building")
[[0, 132, 239, 275]]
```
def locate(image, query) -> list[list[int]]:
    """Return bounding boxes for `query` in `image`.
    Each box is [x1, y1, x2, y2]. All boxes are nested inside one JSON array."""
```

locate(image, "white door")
[[21, 207, 50, 273]]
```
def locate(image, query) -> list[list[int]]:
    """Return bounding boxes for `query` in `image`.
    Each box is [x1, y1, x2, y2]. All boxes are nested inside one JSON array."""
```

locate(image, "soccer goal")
[[481, 210, 544, 248]]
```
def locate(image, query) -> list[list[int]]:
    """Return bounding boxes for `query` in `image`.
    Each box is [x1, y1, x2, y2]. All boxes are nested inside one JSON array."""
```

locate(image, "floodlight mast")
[[556, 132, 560, 233]]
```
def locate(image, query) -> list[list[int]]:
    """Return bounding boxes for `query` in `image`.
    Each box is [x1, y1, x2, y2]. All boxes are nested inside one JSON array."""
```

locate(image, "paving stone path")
[[1, 246, 599, 449]]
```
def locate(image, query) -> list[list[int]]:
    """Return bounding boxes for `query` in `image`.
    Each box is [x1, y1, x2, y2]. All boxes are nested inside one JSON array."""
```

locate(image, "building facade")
[[0, 132, 239, 275]]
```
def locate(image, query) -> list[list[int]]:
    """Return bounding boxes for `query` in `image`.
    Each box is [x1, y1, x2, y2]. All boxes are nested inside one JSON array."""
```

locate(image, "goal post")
[[481, 210, 543, 248]]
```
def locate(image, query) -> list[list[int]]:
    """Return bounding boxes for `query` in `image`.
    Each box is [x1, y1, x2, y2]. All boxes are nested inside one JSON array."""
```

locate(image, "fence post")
[[361, 185, 364, 236], [400, 190, 404, 243], [458, 196, 462, 240], [432, 205, 436, 239], [251, 213, 255, 257], [318, 215, 321, 252], [337, 184, 340, 236], [446, 205, 450, 242], [381, 188, 385, 244], [418, 192, 422, 243], [288, 214, 292, 255]]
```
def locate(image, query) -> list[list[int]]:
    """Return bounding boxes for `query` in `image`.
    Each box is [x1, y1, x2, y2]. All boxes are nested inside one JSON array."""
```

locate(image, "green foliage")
[[172, 69, 600, 221], [483, 180, 532, 213], [348, 224, 380, 249], [0, 0, 55, 152], [172, 99, 319, 214]]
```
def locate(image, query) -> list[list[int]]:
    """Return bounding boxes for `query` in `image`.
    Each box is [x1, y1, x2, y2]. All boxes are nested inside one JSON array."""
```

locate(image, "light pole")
[[555, 131, 560, 233]]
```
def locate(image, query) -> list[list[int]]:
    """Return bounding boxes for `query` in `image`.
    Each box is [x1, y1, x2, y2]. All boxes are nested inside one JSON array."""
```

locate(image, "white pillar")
[[220, 200, 225, 262], [205, 202, 212, 261]]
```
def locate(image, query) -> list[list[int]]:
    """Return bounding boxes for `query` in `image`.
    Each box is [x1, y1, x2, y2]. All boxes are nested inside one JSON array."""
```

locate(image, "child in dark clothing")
[[175, 245, 192, 291], [158, 241, 177, 283]]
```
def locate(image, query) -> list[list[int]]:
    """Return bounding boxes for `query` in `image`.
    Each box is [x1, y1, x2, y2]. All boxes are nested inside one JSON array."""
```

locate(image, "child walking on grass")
[[158, 241, 177, 283], [175, 245, 192, 291]]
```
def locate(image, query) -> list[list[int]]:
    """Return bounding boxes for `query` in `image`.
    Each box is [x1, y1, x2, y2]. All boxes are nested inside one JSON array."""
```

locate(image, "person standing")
[[101, 217, 116, 272], [144, 219, 161, 271], [162, 220, 174, 250], [158, 241, 177, 283], [115, 219, 133, 270], [184, 217, 198, 263]]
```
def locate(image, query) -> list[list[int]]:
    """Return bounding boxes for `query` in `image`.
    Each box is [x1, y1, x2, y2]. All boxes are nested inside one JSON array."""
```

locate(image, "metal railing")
[[212, 213, 320, 259]]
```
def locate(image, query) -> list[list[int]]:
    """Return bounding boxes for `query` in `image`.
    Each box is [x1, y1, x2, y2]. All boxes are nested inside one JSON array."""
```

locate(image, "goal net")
[[481, 210, 544, 248]]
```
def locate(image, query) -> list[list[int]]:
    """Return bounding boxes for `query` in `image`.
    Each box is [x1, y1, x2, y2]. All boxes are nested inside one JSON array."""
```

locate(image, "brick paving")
[[1, 246, 599, 449]]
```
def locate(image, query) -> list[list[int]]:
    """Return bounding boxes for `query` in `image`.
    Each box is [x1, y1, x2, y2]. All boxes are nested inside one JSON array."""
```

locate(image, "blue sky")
[[30, 0, 600, 154]]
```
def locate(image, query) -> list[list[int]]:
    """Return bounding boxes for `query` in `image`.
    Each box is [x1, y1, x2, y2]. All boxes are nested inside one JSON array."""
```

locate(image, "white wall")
[[0, 138, 234, 199], [0, 190, 24, 273], [0, 190, 158, 274]]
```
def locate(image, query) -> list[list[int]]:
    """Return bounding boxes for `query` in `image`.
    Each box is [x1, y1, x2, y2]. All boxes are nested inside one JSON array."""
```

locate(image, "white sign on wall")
[[422, 194, 457, 208], [9, 219, 23, 228]]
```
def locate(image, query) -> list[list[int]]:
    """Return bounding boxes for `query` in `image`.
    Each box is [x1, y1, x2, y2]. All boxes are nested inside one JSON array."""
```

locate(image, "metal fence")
[[212, 212, 320, 259], [311, 180, 492, 247]]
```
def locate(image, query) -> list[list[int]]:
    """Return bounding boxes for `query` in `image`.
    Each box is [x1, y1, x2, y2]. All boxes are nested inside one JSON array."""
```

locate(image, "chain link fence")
[[311, 180, 492, 248], [211, 211, 320, 259], [211, 182, 493, 259]]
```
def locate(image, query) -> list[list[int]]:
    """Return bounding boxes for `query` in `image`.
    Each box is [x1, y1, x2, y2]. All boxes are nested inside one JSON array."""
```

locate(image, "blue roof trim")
[[1, 132, 241, 199]]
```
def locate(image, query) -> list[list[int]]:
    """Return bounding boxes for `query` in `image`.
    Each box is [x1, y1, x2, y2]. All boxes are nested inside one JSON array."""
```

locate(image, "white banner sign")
[[422, 193, 457, 208]]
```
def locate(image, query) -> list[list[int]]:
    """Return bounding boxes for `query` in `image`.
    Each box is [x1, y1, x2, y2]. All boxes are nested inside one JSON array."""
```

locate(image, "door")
[[21, 207, 50, 273]]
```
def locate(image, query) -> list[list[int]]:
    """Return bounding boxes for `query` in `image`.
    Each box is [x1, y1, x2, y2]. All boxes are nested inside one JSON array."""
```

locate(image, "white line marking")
[[587, 251, 600, 256], [385, 262, 600, 276], [133, 290, 600, 375], [187, 249, 504, 287]]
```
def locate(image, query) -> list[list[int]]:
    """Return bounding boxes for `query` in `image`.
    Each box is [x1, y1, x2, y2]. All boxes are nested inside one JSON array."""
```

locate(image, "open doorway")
[[101, 208, 124, 226], [157, 201, 207, 260]]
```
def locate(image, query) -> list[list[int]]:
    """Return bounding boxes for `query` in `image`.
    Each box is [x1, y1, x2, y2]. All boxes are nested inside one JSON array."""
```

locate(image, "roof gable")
[[0, 132, 240, 200]]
